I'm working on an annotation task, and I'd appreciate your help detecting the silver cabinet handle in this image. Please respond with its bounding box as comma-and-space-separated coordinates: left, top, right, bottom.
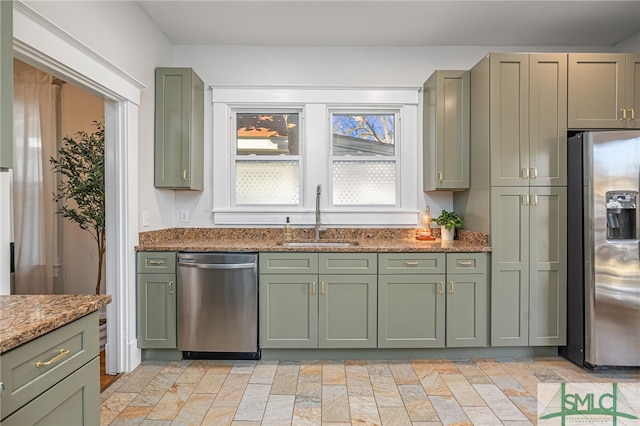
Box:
530, 167, 537, 179
449, 280, 455, 294
439, 281, 444, 294
168, 280, 174, 295
521, 167, 529, 179
530, 194, 538, 206
0, 381, 4, 397
522, 194, 529, 206
620, 108, 627, 121
312, 281, 316, 295
438, 171, 443, 183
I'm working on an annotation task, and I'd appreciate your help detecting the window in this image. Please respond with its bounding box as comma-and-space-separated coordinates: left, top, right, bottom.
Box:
330, 112, 398, 206
232, 111, 302, 206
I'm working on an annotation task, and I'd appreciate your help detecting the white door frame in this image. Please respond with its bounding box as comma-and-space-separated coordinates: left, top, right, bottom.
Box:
12, 2, 144, 373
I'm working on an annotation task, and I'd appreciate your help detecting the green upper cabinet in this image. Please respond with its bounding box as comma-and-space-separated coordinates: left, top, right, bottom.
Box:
154, 67, 204, 190
490, 187, 567, 347
423, 70, 470, 191
568, 53, 640, 129
485, 53, 567, 187
0, 0, 13, 169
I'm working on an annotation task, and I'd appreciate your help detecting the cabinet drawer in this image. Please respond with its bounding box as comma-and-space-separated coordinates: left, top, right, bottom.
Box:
319, 253, 377, 274
0, 312, 99, 419
260, 253, 318, 274
378, 253, 446, 274
137, 251, 176, 274
446, 253, 486, 274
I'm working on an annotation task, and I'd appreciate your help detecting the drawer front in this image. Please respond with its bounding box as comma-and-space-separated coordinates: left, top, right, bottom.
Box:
137, 251, 176, 274
446, 253, 486, 274
378, 253, 446, 274
319, 253, 377, 274
260, 253, 318, 274
0, 312, 99, 419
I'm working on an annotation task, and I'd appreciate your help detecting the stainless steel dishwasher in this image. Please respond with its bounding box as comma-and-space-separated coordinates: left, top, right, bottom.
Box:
177, 252, 259, 358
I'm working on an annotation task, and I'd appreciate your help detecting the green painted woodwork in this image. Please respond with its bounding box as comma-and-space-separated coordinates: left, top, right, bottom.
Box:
490, 187, 567, 347
0, 312, 99, 419
446, 253, 486, 274
378, 253, 445, 274
259, 274, 318, 349
319, 274, 377, 348
1, 357, 100, 426
154, 67, 204, 189
423, 70, 470, 190
259, 252, 319, 274
568, 53, 640, 129
319, 253, 377, 274
0, 0, 12, 169
136, 252, 177, 349
378, 274, 445, 348
446, 273, 487, 348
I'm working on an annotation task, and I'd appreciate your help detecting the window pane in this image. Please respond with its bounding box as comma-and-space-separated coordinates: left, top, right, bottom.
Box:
235, 160, 299, 205
332, 114, 395, 156
236, 113, 300, 155
332, 161, 396, 205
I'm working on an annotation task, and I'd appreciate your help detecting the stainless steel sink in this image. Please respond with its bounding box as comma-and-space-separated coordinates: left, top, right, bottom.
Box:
279, 241, 359, 247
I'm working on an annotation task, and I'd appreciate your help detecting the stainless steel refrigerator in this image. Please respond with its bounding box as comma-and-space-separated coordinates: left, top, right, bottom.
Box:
562, 130, 640, 367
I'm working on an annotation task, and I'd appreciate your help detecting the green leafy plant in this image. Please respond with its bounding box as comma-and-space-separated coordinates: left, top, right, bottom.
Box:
433, 209, 463, 231
50, 120, 105, 295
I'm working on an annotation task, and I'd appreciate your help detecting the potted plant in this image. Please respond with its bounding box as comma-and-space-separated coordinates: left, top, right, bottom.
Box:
50, 120, 105, 295
433, 209, 463, 241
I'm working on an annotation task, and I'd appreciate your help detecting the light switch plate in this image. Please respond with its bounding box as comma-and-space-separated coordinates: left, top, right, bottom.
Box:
142, 210, 150, 227
180, 209, 189, 222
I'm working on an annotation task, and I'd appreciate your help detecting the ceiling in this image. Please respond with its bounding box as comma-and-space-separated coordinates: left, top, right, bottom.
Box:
135, 0, 640, 47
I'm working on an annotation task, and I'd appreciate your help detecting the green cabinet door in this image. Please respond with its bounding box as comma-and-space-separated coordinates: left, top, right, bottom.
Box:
446, 273, 487, 348
319, 274, 377, 348
155, 67, 204, 189
378, 274, 445, 348
259, 274, 318, 349
628, 54, 640, 129
137, 273, 177, 348
490, 187, 530, 346
0, 0, 12, 169
529, 187, 567, 346
489, 53, 530, 187
423, 70, 470, 191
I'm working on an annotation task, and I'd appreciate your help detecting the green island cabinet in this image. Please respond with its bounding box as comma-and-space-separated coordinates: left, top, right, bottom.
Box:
0, 312, 100, 425
378, 253, 488, 348
0, 0, 12, 169
154, 67, 204, 190
259, 253, 377, 349
136, 251, 177, 348
568, 53, 640, 129
490, 187, 567, 347
423, 70, 470, 191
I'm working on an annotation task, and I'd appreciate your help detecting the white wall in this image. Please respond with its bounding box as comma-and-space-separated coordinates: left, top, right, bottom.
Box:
172, 44, 614, 228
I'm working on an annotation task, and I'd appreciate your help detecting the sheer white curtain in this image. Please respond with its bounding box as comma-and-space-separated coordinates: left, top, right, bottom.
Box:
11, 60, 56, 294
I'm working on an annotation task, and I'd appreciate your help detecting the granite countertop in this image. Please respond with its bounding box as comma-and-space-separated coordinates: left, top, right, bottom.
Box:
0, 294, 112, 354
137, 228, 492, 253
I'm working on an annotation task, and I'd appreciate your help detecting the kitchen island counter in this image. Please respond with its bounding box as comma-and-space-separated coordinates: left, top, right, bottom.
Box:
137, 227, 491, 253
0, 294, 112, 354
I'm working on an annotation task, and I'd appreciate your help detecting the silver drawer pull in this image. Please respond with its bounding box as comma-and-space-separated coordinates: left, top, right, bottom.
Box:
148, 260, 165, 266
457, 261, 473, 266
36, 348, 70, 367
405, 261, 418, 266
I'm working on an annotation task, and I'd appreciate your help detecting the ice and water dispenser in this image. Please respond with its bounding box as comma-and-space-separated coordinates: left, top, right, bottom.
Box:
606, 191, 637, 240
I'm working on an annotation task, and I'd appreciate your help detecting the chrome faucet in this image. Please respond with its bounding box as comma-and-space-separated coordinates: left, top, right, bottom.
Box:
315, 184, 322, 240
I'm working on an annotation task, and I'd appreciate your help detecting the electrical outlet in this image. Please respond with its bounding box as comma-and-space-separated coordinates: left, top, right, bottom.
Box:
142, 210, 150, 227
180, 209, 189, 222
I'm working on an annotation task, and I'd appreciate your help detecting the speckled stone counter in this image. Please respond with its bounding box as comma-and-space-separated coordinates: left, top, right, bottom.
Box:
0, 294, 112, 353
137, 228, 491, 253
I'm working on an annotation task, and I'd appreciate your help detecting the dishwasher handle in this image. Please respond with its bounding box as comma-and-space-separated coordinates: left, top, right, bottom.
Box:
179, 262, 256, 270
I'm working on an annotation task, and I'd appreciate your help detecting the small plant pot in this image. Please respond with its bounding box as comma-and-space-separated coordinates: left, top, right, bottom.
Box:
440, 226, 455, 241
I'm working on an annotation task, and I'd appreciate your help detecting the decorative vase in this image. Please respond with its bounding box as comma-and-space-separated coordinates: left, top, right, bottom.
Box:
441, 226, 455, 241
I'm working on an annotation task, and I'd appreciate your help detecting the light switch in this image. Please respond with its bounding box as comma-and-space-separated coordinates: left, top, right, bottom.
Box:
142, 210, 150, 227
180, 209, 189, 222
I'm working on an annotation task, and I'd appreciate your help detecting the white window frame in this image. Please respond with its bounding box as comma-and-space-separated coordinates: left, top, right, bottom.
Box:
328, 108, 401, 208
211, 86, 420, 226
230, 108, 304, 207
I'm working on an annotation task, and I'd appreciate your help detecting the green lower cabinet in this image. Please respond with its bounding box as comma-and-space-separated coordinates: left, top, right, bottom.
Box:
259, 274, 318, 349
137, 273, 177, 349
445, 273, 487, 347
378, 274, 445, 348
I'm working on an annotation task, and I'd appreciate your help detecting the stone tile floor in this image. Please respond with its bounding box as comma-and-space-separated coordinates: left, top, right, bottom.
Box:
100, 357, 640, 425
